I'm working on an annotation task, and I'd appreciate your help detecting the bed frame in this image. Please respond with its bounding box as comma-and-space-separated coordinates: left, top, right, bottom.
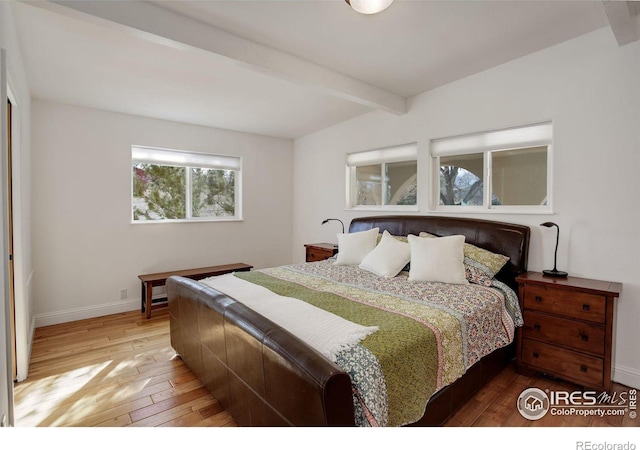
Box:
167, 215, 530, 426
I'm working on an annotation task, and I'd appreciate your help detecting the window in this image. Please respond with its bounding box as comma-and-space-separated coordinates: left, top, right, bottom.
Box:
132, 146, 241, 222
346, 143, 418, 210
431, 122, 552, 212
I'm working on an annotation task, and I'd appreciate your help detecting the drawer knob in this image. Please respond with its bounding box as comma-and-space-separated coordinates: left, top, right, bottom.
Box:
532, 352, 539, 358
580, 333, 589, 342
582, 304, 590, 311
580, 365, 588, 372
534, 324, 541, 331
535, 296, 542, 303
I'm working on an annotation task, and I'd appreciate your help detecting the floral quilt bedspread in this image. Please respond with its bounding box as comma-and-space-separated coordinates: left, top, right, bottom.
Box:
233, 259, 520, 427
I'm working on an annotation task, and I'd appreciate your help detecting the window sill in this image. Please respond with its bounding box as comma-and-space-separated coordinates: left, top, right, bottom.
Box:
346, 205, 419, 213
433, 207, 553, 215
131, 217, 244, 224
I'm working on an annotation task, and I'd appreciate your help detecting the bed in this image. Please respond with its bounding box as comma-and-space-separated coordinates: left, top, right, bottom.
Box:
167, 215, 530, 426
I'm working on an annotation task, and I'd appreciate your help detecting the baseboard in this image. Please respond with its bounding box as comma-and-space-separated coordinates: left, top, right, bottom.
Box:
613, 364, 640, 390
34, 298, 145, 328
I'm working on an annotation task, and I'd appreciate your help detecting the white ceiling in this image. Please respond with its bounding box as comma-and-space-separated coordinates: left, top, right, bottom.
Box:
11, 1, 639, 139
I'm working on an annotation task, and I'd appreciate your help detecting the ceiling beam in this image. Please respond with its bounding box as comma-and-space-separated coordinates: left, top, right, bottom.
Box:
26, 0, 407, 115
602, 1, 640, 46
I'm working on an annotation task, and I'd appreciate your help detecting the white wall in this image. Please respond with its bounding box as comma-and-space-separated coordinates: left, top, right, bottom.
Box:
32, 101, 293, 326
292, 28, 640, 388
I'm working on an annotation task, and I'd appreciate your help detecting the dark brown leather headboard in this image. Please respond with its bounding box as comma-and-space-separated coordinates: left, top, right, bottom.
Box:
348, 215, 530, 292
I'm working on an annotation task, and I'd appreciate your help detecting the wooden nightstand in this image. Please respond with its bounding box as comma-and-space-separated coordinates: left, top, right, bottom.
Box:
304, 243, 338, 262
515, 272, 622, 392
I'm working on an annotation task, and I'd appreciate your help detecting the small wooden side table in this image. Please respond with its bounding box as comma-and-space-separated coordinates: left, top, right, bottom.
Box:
304, 243, 338, 262
138, 262, 253, 318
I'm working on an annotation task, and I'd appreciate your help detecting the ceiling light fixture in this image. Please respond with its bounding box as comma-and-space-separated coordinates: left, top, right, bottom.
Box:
346, 0, 394, 15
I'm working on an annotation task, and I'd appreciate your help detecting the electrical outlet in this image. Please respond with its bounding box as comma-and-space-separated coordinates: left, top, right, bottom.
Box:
119, 288, 127, 300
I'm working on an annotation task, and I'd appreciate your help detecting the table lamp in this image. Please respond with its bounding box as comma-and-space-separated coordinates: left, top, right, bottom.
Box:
321, 218, 345, 234
540, 222, 568, 277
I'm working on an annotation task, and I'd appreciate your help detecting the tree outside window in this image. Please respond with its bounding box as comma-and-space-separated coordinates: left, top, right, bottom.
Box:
132, 146, 240, 222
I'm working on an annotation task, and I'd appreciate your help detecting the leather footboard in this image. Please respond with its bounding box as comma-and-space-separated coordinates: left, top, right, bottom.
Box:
167, 275, 356, 426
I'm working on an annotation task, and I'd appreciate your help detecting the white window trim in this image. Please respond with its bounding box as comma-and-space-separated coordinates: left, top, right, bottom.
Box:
346, 143, 418, 211
131, 145, 242, 223
431, 122, 553, 214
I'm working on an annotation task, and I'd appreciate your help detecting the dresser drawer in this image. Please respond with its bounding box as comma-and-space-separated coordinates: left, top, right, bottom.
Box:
522, 311, 605, 356
523, 284, 606, 323
307, 248, 332, 261
521, 339, 604, 388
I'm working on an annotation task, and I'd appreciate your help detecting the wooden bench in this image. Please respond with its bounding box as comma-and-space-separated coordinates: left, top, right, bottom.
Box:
138, 263, 253, 318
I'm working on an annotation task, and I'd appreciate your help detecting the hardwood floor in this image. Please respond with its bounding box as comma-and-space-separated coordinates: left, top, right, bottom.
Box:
13, 309, 639, 428
14, 308, 235, 427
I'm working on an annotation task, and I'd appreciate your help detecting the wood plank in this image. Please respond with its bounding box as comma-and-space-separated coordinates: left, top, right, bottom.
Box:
116, 361, 192, 388
157, 410, 205, 427
128, 394, 217, 427
196, 409, 237, 427
95, 414, 133, 427
444, 397, 492, 427
197, 401, 225, 419
94, 380, 174, 409
41, 396, 154, 427
150, 379, 204, 403
129, 386, 211, 422
471, 376, 531, 426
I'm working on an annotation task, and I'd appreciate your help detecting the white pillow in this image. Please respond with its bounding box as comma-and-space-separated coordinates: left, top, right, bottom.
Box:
408, 234, 468, 285
359, 230, 411, 278
334, 227, 379, 266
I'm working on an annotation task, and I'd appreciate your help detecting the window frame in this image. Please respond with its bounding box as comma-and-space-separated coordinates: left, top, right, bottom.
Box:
131, 145, 242, 223
430, 122, 553, 214
345, 143, 419, 211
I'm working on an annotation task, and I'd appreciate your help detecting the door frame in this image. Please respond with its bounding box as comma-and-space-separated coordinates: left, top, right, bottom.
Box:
5, 60, 28, 385
6, 97, 15, 382
1, 47, 14, 427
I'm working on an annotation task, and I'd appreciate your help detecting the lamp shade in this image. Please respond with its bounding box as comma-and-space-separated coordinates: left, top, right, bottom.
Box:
346, 0, 394, 15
